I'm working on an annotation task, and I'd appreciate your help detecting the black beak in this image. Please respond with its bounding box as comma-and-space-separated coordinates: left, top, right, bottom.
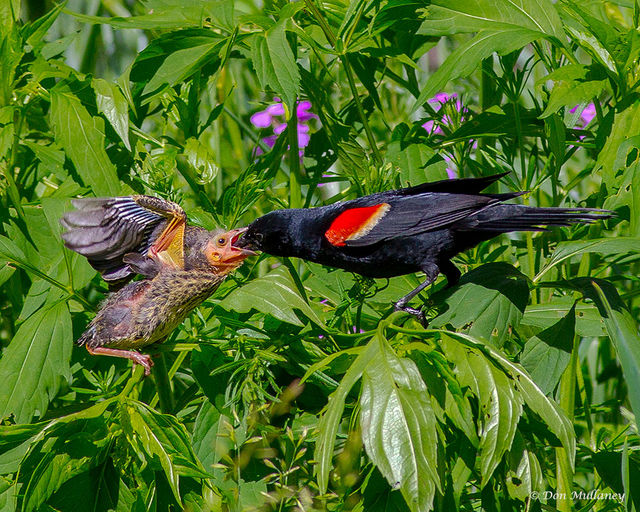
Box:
231, 229, 255, 250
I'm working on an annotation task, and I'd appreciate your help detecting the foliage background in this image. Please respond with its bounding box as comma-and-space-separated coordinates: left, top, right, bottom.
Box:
1, 0, 640, 510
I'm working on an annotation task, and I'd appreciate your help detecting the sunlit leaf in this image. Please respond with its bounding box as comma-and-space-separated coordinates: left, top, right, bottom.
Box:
0, 301, 72, 423
432, 263, 529, 347
535, 238, 640, 282
360, 333, 441, 511
50, 85, 120, 196
219, 266, 325, 326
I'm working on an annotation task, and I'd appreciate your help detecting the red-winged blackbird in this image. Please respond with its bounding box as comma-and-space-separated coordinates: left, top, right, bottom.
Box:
62, 195, 253, 374
233, 173, 612, 323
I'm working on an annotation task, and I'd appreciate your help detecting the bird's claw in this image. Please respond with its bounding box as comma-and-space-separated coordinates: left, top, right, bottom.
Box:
131, 352, 153, 376
393, 303, 429, 328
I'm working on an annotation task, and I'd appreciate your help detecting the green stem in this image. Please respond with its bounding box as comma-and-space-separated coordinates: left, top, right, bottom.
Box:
341, 54, 382, 166
152, 353, 174, 414
303, 0, 381, 166
288, 99, 302, 209
4, 107, 27, 225
555, 333, 577, 512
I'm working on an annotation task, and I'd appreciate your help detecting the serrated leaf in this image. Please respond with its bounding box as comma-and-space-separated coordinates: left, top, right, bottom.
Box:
595, 99, 640, 182
93, 78, 131, 150
431, 263, 529, 347
142, 40, 222, 97
219, 266, 324, 326
0, 301, 72, 423
414, 28, 540, 110
535, 238, 640, 282
418, 0, 565, 40
18, 402, 114, 512
441, 337, 523, 485
442, 332, 576, 466
591, 282, 640, 429
49, 86, 120, 196
520, 305, 575, 395
120, 399, 209, 502
360, 333, 441, 512
69, 0, 235, 30
315, 336, 377, 493
252, 20, 300, 109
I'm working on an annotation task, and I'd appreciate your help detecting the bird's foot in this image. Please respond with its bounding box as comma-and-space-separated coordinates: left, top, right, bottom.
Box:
131, 352, 154, 376
393, 302, 428, 328
86, 346, 155, 376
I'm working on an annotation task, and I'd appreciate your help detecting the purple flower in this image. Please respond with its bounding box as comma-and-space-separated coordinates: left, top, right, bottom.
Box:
570, 103, 597, 127
423, 92, 469, 178
250, 98, 319, 155
580, 103, 596, 125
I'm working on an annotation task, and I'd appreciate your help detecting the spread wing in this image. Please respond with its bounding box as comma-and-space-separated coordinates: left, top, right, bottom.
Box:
61, 195, 187, 282
325, 193, 498, 247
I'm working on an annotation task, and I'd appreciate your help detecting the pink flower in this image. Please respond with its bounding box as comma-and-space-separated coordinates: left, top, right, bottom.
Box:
251, 98, 318, 155
580, 103, 596, 125
570, 103, 597, 127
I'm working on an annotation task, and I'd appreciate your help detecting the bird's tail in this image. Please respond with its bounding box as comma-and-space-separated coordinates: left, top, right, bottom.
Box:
464, 204, 614, 232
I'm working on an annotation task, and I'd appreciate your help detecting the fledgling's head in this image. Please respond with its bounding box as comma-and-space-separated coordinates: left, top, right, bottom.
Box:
232, 210, 298, 256
205, 227, 255, 273
186, 227, 254, 273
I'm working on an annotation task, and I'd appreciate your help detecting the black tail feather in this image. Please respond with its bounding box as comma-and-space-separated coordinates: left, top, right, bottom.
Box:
464, 205, 614, 232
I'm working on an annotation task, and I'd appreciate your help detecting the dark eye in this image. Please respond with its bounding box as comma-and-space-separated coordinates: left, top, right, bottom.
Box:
217, 237, 226, 246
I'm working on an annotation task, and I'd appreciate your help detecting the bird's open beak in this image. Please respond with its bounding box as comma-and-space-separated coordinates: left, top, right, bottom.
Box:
228, 227, 255, 256
230, 226, 254, 251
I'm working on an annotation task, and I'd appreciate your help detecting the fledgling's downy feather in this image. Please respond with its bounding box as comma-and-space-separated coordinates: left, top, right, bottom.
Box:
62, 195, 253, 375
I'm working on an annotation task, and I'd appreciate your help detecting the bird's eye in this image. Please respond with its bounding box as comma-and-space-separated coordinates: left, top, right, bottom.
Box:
217, 237, 226, 246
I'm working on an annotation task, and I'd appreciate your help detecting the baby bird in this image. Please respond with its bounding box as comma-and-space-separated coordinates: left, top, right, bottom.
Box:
62, 195, 253, 375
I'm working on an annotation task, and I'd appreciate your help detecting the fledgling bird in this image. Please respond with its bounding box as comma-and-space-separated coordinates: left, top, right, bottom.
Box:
234, 173, 612, 323
61, 195, 253, 375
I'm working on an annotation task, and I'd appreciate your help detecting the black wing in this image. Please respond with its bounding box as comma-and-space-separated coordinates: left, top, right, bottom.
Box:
342, 193, 499, 247
61, 195, 186, 282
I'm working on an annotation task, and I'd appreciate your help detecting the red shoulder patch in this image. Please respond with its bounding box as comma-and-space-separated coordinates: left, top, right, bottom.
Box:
325, 203, 391, 247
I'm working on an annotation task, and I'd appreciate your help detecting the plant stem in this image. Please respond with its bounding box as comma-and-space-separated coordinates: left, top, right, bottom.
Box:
152, 353, 174, 414
288, 99, 302, 209
303, 0, 381, 166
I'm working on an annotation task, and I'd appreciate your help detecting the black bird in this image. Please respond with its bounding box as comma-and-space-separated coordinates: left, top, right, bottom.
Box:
233, 173, 611, 323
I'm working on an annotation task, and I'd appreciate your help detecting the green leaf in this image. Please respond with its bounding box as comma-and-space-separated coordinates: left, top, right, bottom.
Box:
360, 333, 441, 512
219, 266, 324, 327
442, 332, 576, 466
184, 138, 219, 184
93, 78, 131, 150
120, 399, 209, 502
18, 403, 114, 512
536, 64, 608, 118
0, 301, 72, 423
591, 282, 640, 429
441, 336, 523, 485
315, 335, 377, 493
414, 28, 540, 109
191, 401, 231, 470
49, 85, 120, 196
0, 477, 17, 512
252, 19, 300, 109
69, 0, 236, 31
431, 263, 529, 347
535, 238, 640, 282
595, 100, 640, 182
418, 0, 565, 40
142, 39, 223, 97
520, 304, 575, 395
520, 297, 605, 339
